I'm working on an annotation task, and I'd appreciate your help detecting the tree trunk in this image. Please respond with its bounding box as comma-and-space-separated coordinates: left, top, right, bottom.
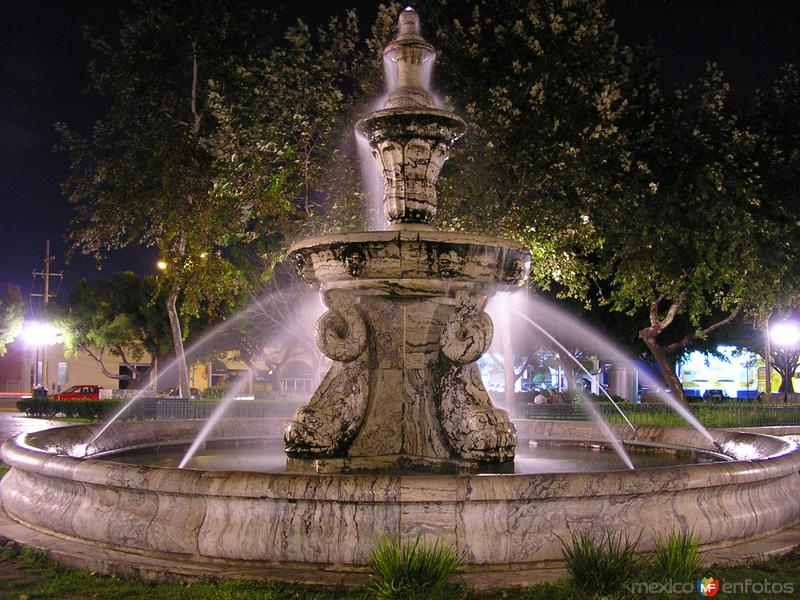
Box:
764, 324, 772, 395
640, 330, 686, 404
166, 277, 190, 398
775, 351, 799, 394
563, 360, 575, 394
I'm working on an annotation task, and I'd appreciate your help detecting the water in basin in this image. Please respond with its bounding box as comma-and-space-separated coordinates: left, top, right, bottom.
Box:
98, 437, 723, 474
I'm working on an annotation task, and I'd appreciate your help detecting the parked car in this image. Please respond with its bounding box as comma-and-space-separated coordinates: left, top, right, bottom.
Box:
50, 385, 104, 400
702, 388, 727, 401
157, 387, 201, 399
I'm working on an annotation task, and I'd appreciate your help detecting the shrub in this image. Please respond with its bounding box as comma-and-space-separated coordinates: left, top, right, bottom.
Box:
367, 535, 461, 600
652, 529, 700, 582
17, 398, 120, 420
200, 383, 230, 401
558, 528, 641, 598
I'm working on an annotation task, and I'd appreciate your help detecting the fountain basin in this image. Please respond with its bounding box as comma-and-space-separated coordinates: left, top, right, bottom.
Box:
2, 419, 799, 586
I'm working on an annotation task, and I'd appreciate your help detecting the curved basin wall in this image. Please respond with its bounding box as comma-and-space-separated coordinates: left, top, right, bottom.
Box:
2, 419, 799, 570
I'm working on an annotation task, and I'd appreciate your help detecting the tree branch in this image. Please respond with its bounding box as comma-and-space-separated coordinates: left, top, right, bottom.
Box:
664, 305, 743, 354
191, 40, 202, 134
658, 294, 685, 330
649, 296, 664, 328
488, 352, 504, 369
80, 343, 126, 380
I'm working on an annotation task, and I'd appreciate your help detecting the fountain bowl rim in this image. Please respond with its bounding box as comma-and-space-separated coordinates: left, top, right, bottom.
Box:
288, 228, 530, 254
4, 420, 800, 500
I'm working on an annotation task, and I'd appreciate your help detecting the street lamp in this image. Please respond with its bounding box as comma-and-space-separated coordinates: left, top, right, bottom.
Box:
771, 322, 800, 403
156, 260, 168, 271
21, 321, 63, 389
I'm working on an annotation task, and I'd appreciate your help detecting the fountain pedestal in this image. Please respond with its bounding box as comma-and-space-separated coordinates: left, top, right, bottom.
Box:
283, 8, 529, 473
285, 229, 528, 473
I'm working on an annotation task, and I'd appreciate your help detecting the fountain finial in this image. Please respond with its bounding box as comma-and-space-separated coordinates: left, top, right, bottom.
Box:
398, 7, 422, 40
383, 7, 436, 109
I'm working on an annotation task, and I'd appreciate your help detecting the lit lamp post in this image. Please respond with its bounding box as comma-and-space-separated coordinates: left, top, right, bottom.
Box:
770, 322, 800, 403
21, 321, 63, 391
153, 259, 169, 391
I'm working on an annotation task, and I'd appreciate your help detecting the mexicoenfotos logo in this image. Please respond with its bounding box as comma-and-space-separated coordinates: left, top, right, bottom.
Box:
697, 577, 720, 597
630, 577, 794, 596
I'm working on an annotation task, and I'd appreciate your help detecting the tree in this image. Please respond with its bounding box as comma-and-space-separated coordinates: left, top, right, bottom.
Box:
718, 310, 800, 396
58, 1, 282, 397
0, 285, 24, 357
739, 65, 800, 389
407, 2, 796, 401
411, 0, 629, 299
230, 264, 326, 391
61, 273, 172, 385
586, 60, 767, 401
208, 10, 373, 242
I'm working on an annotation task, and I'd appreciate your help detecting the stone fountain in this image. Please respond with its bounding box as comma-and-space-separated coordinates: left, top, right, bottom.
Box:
1, 9, 799, 588
284, 7, 527, 474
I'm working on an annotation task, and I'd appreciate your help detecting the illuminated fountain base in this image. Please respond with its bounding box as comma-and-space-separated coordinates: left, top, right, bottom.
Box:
2, 418, 799, 587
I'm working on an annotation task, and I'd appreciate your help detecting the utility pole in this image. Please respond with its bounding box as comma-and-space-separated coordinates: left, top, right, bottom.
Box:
31, 239, 63, 390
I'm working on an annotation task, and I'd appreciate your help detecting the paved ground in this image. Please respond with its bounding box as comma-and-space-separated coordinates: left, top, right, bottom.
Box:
0, 411, 62, 445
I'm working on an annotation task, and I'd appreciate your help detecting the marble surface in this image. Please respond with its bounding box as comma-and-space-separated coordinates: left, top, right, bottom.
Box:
284, 285, 516, 470
354, 7, 465, 225
285, 290, 516, 471
2, 419, 800, 573
290, 6, 527, 472
291, 229, 529, 295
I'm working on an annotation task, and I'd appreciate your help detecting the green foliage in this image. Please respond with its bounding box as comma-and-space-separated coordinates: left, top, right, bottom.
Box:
0, 542, 365, 599
62, 272, 171, 378
651, 529, 701, 583
602, 402, 800, 428
57, 1, 283, 391
208, 9, 373, 243
413, 0, 625, 298
54, 0, 800, 398
199, 383, 230, 401
558, 528, 641, 598
0, 284, 24, 356
3, 533, 800, 599
17, 398, 121, 420
367, 535, 462, 600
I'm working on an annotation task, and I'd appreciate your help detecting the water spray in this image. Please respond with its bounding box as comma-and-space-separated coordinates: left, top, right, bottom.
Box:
511, 307, 638, 435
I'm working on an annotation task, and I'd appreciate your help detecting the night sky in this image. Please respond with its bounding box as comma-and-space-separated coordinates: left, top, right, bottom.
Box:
2, 1, 798, 311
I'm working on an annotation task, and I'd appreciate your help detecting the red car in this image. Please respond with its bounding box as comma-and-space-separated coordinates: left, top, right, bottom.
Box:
51, 385, 104, 400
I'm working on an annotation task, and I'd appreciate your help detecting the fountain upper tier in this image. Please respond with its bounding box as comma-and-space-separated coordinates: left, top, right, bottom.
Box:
356, 7, 466, 226
294, 7, 529, 297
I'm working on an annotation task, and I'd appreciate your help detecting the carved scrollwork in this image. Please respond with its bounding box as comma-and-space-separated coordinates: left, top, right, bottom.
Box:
437, 249, 464, 278
437, 363, 517, 462
315, 289, 368, 362
284, 354, 370, 457
440, 289, 493, 365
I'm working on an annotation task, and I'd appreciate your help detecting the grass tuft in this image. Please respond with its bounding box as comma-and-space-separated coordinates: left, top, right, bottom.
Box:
367, 534, 462, 600
557, 527, 641, 598
651, 528, 701, 582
